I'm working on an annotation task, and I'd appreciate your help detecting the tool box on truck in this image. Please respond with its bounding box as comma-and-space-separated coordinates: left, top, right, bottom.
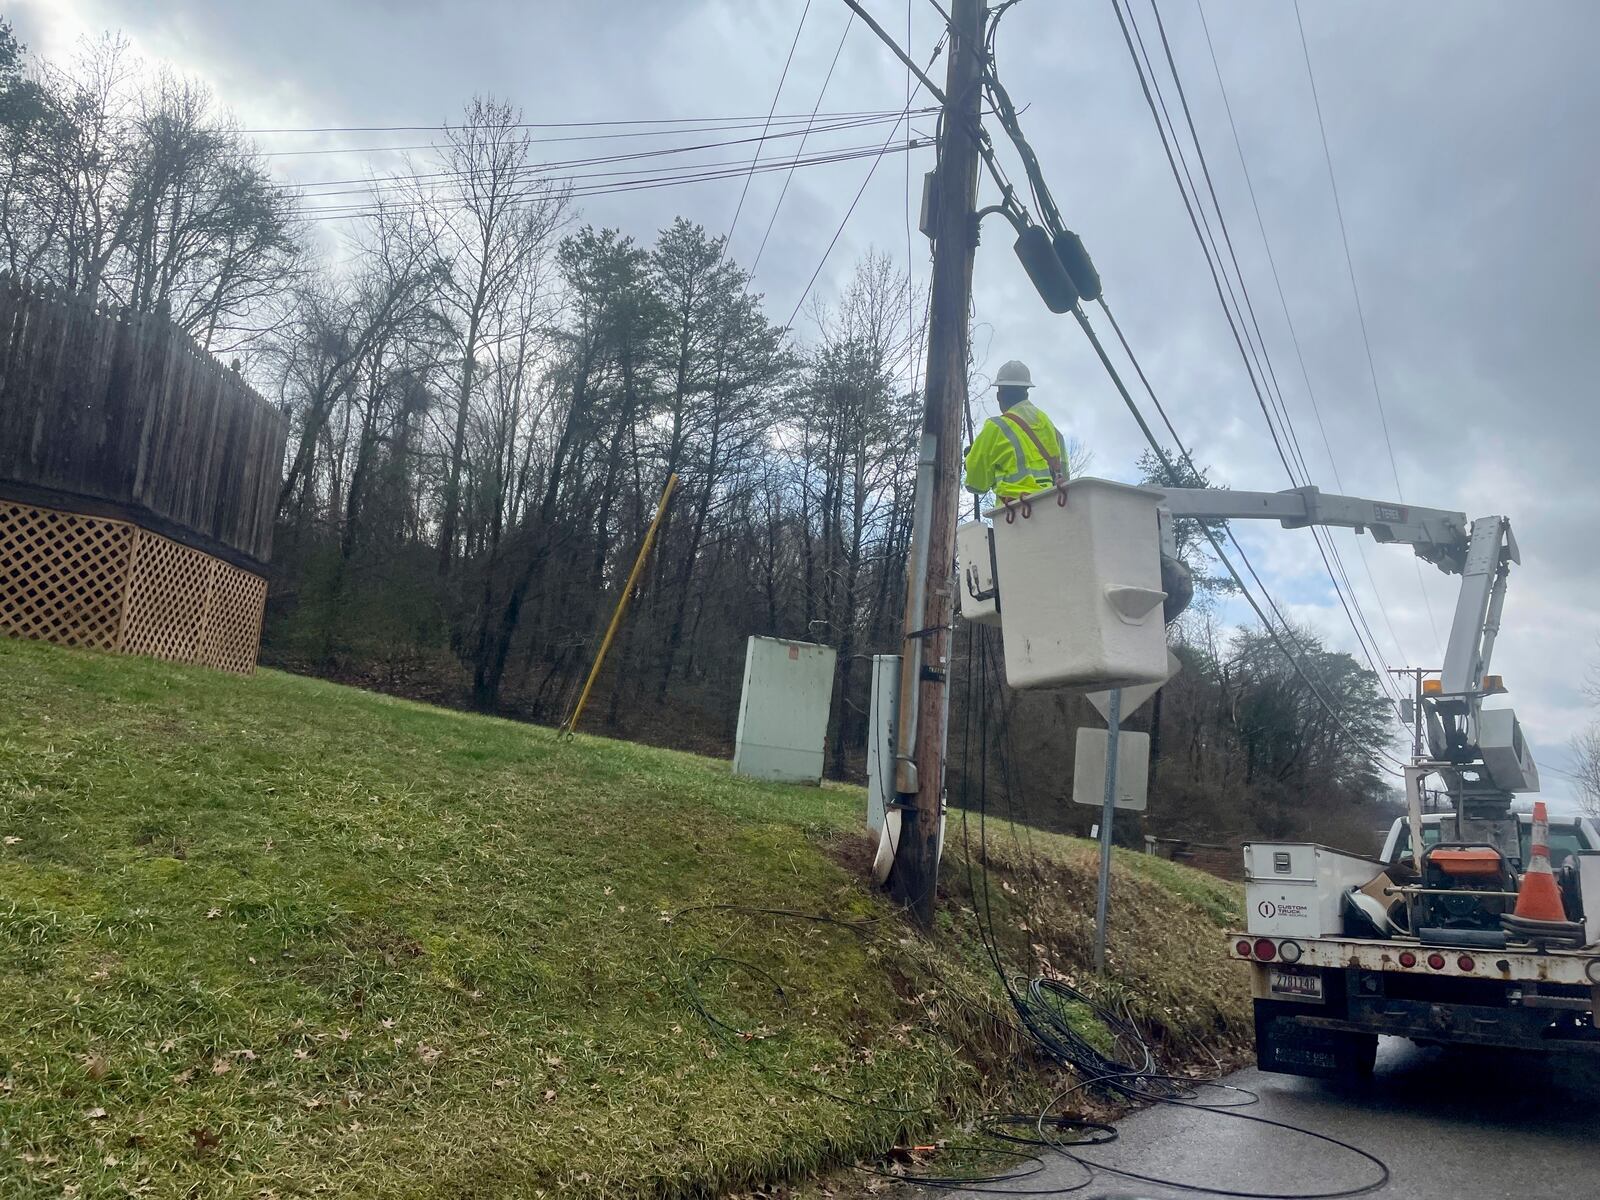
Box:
1244, 843, 1384, 939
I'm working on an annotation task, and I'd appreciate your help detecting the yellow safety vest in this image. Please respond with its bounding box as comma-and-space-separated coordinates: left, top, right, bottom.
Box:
962, 400, 1067, 499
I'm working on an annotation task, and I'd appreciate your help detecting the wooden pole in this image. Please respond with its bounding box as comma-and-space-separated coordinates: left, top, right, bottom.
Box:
888, 0, 987, 925
561, 473, 678, 736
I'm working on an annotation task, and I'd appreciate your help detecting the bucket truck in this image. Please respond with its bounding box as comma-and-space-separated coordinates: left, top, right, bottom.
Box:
955, 478, 1600, 1080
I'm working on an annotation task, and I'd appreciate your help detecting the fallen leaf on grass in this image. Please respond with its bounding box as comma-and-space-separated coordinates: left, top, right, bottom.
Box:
211, 1059, 231, 1076
85, 1106, 108, 1120
3, 835, 20, 845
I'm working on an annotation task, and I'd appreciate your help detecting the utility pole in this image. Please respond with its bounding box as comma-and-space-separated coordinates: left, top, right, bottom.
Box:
888, 0, 987, 926
1388, 665, 1433, 807
1387, 665, 1428, 759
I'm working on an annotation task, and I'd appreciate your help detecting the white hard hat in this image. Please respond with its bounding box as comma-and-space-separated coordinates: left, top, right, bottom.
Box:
994, 360, 1034, 389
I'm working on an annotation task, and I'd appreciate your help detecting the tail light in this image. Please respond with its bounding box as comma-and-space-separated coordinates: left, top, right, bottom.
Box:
1398, 951, 1418, 968
1253, 938, 1278, 961
1235, 939, 1252, 958
1427, 952, 1447, 970
1588, 960, 1600, 984
1277, 940, 1303, 964
1457, 955, 1476, 973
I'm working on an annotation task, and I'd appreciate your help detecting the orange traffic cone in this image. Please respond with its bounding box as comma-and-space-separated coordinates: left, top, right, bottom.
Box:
1511, 801, 1567, 922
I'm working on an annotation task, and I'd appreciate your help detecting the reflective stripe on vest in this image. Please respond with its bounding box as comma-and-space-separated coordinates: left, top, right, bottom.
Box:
989, 415, 1054, 484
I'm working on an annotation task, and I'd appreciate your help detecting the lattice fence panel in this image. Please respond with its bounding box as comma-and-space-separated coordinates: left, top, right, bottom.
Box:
1, 500, 266, 673
195, 559, 267, 675
0, 502, 134, 650
119, 532, 216, 666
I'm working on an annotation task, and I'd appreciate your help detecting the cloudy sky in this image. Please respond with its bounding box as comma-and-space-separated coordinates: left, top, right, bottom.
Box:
15, 0, 1599, 810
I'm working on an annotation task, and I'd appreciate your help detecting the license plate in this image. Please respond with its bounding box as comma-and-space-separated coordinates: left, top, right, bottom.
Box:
1269, 968, 1324, 1002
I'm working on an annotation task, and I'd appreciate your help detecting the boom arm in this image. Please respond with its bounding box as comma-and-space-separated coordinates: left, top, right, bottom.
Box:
1154, 485, 1473, 574
1150, 484, 1533, 805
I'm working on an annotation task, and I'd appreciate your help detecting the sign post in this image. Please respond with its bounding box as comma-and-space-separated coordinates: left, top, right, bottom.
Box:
1093, 687, 1122, 973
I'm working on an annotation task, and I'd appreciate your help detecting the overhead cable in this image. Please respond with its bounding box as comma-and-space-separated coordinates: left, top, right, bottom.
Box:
1110, 0, 1407, 719
1292, 0, 1443, 656
1194, 0, 1409, 668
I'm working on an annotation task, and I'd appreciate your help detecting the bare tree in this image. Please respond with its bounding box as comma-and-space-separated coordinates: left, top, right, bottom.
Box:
0, 36, 299, 346
1572, 728, 1600, 819
416, 96, 570, 576
270, 209, 443, 520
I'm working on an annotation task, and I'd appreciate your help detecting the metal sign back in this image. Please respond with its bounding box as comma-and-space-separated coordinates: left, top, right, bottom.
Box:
1072, 728, 1151, 811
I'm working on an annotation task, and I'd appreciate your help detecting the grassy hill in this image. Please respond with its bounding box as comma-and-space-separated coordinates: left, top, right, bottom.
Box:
0, 637, 1249, 1198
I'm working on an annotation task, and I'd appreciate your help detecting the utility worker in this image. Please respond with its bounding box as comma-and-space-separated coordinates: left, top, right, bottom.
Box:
963, 360, 1067, 502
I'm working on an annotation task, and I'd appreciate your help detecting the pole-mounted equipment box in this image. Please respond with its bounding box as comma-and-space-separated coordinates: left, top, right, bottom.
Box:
955, 520, 1002, 627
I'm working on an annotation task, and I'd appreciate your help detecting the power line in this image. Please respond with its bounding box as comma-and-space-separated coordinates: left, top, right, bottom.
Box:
1109, 0, 1406, 718
1194, 0, 1409, 670
232, 108, 925, 135
236, 109, 926, 158
1292, 0, 1443, 657
1136, 0, 1407, 718
294, 131, 926, 209
783, 30, 947, 329
724, 0, 815, 251
750, 10, 857, 277
879, 0, 1407, 772
298, 139, 928, 223
284, 111, 923, 198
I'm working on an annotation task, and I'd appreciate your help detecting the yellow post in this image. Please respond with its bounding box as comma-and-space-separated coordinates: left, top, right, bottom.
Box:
560, 473, 679, 737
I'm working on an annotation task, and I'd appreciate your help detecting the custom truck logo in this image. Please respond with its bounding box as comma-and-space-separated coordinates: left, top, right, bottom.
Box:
1259, 899, 1308, 920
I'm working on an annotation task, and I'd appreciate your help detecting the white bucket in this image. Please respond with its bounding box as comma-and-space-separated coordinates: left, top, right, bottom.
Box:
988, 477, 1168, 690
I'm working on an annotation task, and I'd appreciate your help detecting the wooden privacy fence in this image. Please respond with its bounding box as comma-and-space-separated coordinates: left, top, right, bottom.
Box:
0, 272, 285, 566
0, 275, 285, 673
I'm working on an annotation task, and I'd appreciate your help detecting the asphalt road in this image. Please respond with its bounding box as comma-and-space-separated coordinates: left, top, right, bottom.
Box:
930, 1039, 1599, 1199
